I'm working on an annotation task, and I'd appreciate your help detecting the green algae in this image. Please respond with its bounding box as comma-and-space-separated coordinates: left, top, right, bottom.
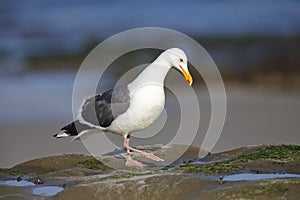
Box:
177, 163, 241, 175
76, 158, 109, 170
231, 144, 300, 163
176, 145, 300, 175
0, 168, 23, 176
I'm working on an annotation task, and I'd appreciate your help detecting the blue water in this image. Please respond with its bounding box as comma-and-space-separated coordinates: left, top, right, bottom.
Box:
0, 179, 35, 187
0, 72, 74, 123
0, 1, 300, 169
32, 186, 64, 197
222, 173, 300, 181
1, 0, 300, 72
0, 72, 114, 123
0, 179, 64, 196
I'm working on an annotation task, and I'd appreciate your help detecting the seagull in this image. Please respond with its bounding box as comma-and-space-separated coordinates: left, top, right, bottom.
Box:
54, 48, 193, 167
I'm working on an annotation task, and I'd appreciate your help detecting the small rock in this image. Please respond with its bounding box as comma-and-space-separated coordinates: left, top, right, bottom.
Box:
34, 178, 43, 184
16, 176, 22, 182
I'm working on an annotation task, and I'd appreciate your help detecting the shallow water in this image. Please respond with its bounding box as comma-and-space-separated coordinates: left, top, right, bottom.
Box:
222, 173, 300, 181
0, 179, 35, 187
32, 186, 64, 197
0, 179, 64, 197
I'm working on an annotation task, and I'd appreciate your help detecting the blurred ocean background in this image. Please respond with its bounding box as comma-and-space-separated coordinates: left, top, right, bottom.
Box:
1, 0, 300, 168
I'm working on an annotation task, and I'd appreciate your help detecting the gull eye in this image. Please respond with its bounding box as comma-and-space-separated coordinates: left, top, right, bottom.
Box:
179, 58, 184, 62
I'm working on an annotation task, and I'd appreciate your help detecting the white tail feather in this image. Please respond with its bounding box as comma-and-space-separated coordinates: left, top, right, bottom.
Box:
54, 130, 70, 138
71, 129, 101, 141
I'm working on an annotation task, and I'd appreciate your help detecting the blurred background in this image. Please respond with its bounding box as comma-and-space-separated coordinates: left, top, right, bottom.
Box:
1, 0, 300, 168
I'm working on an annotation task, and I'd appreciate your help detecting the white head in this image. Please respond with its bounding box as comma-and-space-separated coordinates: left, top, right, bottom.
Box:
161, 48, 193, 85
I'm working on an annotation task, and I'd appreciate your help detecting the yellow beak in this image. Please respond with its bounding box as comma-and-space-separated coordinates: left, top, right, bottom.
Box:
179, 65, 193, 86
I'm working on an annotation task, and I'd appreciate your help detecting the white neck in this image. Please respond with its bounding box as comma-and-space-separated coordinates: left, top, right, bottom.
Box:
128, 54, 172, 89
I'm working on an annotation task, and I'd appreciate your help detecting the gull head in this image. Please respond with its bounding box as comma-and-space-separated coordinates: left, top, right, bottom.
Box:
164, 48, 193, 86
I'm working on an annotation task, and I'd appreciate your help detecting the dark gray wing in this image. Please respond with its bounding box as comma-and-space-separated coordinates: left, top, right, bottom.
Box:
80, 86, 130, 127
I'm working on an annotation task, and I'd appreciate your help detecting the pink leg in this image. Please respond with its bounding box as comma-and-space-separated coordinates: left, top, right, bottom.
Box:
123, 135, 164, 166
123, 136, 146, 168
125, 154, 147, 168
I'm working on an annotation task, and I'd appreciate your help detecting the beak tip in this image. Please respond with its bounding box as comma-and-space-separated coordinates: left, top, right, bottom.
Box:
179, 66, 193, 86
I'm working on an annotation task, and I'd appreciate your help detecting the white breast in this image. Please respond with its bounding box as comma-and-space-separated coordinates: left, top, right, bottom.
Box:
108, 84, 165, 135
129, 84, 165, 127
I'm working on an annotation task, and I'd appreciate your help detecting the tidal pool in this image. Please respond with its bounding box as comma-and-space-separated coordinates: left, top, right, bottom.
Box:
222, 173, 300, 181
32, 186, 64, 197
0, 179, 35, 187
0, 179, 64, 197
